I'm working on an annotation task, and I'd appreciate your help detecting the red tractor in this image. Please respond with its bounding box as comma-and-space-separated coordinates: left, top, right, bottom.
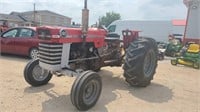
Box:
0, 20, 9, 34
24, 1, 158, 111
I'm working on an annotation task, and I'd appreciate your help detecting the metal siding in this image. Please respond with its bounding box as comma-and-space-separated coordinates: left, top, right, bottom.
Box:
186, 7, 199, 38
198, 7, 200, 37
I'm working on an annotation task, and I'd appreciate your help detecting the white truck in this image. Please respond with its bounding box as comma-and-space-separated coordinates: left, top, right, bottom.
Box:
107, 20, 180, 42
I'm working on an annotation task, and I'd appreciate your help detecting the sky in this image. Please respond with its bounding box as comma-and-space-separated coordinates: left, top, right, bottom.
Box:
0, 0, 188, 25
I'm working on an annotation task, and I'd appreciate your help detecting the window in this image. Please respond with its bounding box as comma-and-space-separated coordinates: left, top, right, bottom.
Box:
2, 29, 18, 38
18, 29, 34, 37
107, 25, 116, 32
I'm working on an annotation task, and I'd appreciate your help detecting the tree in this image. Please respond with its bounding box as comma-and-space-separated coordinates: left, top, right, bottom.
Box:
99, 12, 121, 27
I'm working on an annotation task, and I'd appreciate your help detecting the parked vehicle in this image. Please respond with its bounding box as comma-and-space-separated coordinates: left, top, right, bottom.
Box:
107, 20, 173, 41
0, 20, 9, 34
165, 34, 183, 57
171, 43, 200, 69
0, 27, 39, 59
157, 41, 167, 60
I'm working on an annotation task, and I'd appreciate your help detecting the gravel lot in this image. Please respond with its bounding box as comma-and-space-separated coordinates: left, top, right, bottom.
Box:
0, 55, 200, 112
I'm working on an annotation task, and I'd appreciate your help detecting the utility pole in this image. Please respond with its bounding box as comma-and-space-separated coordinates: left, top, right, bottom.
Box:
33, 3, 36, 26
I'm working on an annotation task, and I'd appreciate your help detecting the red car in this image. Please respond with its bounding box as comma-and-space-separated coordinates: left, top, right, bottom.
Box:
0, 27, 39, 59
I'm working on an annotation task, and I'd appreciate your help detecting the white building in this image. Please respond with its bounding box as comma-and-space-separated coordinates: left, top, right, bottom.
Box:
0, 10, 72, 27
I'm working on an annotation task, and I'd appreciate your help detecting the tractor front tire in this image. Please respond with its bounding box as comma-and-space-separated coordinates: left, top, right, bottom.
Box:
24, 59, 53, 87
71, 71, 102, 111
123, 37, 158, 87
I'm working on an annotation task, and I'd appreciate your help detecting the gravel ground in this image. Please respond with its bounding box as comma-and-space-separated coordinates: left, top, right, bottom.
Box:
0, 55, 200, 112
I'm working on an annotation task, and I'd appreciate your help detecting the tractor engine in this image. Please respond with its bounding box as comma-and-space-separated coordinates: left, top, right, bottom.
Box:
68, 38, 121, 71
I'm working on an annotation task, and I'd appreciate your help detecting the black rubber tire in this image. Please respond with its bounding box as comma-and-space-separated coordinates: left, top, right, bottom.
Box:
171, 59, 177, 65
71, 71, 102, 111
123, 37, 158, 87
29, 48, 39, 59
24, 59, 53, 87
193, 62, 200, 69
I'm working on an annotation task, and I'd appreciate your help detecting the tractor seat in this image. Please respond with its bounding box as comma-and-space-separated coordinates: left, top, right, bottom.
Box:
187, 44, 200, 53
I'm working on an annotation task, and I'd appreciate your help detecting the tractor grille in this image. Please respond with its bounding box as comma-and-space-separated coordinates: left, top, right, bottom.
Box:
39, 43, 63, 65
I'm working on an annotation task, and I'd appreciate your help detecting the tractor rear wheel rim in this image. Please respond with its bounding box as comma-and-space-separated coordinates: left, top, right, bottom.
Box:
32, 65, 49, 81
144, 50, 155, 77
83, 80, 100, 105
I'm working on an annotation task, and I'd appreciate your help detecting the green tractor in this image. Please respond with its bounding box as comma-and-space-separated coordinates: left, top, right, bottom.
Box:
165, 35, 183, 57
171, 43, 200, 69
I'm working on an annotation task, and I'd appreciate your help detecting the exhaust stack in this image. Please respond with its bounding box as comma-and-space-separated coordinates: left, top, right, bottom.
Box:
82, 0, 89, 37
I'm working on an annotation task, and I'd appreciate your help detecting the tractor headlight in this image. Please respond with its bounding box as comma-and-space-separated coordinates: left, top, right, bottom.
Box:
122, 31, 132, 36
123, 32, 126, 36
59, 29, 67, 38
128, 32, 131, 36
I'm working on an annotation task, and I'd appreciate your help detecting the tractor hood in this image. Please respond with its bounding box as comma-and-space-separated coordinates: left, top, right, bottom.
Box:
37, 26, 106, 40
36, 26, 106, 48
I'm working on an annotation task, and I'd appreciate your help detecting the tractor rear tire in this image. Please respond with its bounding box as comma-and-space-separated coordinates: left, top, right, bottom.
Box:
123, 37, 158, 87
71, 71, 102, 111
24, 59, 53, 87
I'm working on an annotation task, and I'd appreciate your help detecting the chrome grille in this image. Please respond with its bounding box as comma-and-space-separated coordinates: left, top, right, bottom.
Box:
39, 43, 63, 65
